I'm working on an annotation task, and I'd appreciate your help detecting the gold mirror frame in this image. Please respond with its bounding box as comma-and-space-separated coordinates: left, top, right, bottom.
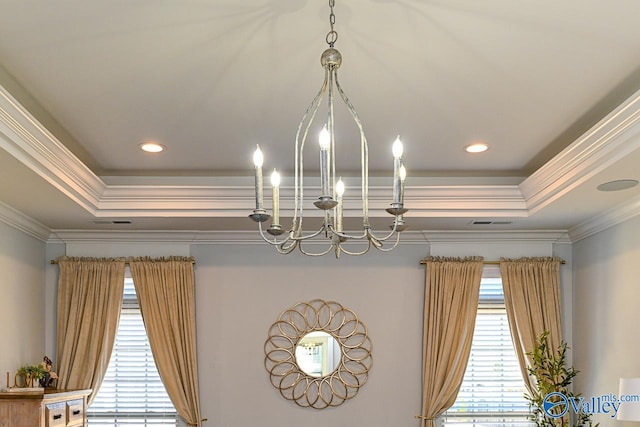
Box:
264, 299, 372, 409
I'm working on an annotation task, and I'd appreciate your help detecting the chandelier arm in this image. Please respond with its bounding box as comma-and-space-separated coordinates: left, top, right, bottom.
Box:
257, 222, 293, 246
326, 224, 368, 240
327, 67, 336, 231
335, 240, 372, 256
298, 241, 337, 257
294, 68, 330, 229
290, 224, 327, 242
364, 219, 401, 242
369, 231, 401, 252
334, 73, 370, 228
274, 239, 300, 255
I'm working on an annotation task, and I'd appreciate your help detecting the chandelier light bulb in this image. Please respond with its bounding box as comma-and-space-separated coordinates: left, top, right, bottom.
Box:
336, 178, 345, 197
319, 125, 331, 150
392, 136, 403, 158
271, 169, 281, 187
253, 145, 264, 167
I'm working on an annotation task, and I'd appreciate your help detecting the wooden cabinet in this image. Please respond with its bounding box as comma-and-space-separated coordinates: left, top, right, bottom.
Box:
0, 389, 91, 427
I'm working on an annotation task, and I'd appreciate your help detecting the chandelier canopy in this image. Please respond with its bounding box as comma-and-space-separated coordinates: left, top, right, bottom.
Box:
249, 0, 408, 257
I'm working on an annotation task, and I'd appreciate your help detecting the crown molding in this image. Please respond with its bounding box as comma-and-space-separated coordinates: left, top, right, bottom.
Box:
48, 228, 572, 244
1, 80, 639, 239
0, 201, 52, 242
420, 230, 570, 243
50, 230, 203, 243
405, 185, 526, 216
0, 85, 105, 213
49, 229, 430, 245
520, 88, 640, 214
568, 193, 640, 242
95, 183, 527, 218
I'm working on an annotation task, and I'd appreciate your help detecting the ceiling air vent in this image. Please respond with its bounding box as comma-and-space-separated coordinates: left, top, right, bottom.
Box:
93, 220, 133, 225
471, 220, 512, 225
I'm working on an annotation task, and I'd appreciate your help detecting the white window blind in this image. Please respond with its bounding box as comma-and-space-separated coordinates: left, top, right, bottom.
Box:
88, 278, 177, 426
443, 277, 532, 427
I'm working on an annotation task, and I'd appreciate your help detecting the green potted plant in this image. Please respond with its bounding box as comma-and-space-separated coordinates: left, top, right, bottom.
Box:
526, 331, 598, 427
17, 364, 46, 388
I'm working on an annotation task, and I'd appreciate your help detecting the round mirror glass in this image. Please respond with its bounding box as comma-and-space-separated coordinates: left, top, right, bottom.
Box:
295, 331, 341, 377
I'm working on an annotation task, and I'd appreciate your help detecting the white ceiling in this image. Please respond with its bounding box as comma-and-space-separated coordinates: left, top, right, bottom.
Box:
1, 0, 640, 242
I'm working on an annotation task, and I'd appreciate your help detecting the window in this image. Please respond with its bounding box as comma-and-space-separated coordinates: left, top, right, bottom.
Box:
443, 273, 532, 427
88, 278, 177, 426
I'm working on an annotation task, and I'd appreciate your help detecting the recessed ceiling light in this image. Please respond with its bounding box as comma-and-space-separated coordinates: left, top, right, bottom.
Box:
139, 141, 165, 153
596, 179, 639, 192
465, 143, 488, 153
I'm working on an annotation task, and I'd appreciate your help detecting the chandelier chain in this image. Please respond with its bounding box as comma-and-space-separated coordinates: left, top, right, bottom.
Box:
326, 0, 338, 47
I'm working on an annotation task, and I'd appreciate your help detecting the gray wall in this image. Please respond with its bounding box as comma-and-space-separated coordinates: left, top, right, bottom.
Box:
44, 236, 564, 427
0, 221, 46, 381
573, 215, 640, 427
0, 223, 582, 426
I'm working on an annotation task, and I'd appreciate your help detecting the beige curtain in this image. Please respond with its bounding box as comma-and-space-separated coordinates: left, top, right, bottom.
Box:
419, 256, 483, 427
55, 256, 126, 404
129, 257, 203, 427
500, 257, 563, 393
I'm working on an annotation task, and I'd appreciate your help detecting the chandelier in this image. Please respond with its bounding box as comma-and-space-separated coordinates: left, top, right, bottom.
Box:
249, 0, 408, 257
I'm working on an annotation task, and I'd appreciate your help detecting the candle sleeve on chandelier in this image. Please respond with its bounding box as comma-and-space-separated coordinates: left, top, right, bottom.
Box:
400, 164, 407, 202
335, 178, 345, 232
253, 145, 264, 210
392, 137, 404, 204
271, 169, 281, 226
319, 125, 331, 198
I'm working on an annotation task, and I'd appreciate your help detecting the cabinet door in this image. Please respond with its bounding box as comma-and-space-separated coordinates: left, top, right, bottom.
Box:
45, 402, 66, 427
0, 399, 42, 427
66, 399, 85, 427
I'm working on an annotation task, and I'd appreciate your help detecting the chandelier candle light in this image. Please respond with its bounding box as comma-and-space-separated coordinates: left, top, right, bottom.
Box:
249, 0, 408, 257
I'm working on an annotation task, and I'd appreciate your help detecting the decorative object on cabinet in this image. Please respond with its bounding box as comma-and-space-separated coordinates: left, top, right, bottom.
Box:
264, 299, 372, 409
40, 356, 59, 388
0, 388, 90, 426
17, 364, 46, 388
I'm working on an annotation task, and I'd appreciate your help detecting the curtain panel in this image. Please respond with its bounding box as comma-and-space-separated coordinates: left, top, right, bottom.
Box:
419, 256, 483, 427
500, 257, 563, 394
55, 256, 126, 405
129, 256, 203, 427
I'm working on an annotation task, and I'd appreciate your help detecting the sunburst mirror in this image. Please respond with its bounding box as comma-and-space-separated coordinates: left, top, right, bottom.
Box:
264, 299, 372, 409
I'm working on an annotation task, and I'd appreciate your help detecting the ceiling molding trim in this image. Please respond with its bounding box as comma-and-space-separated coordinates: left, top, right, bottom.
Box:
568, 193, 640, 242
48, 229, 574, 245
420, 230, 570, 243
521, 89, 640, 214
98, 184, 254, 215
404, 185, 527, 217
0, 84, 105, 213
191, 230, 429, 245
95, 183, 528, 218
48, 229, 429, 244
50, 230, 202, 243
0, 201, 52, 242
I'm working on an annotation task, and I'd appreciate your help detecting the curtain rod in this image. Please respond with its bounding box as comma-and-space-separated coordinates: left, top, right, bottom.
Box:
419, 259, 566, 265
50, 259, 195, 265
